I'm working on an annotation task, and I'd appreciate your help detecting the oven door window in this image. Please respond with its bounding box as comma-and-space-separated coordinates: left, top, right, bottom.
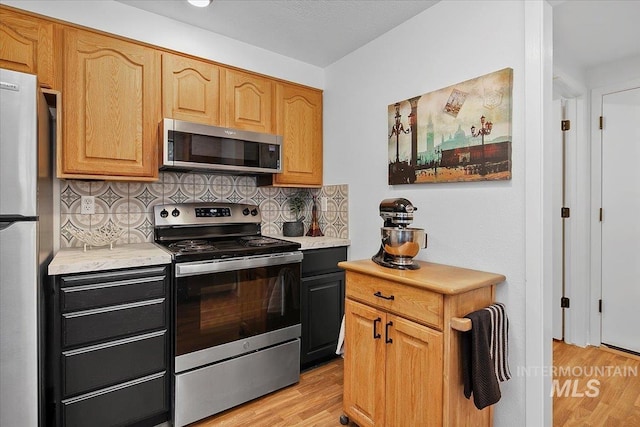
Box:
175, 264, 300, 356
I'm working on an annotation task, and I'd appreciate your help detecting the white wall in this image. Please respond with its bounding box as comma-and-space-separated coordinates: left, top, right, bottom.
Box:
324, 0, 528, 424
2, 0, 324, 89
5, 0, 551, 424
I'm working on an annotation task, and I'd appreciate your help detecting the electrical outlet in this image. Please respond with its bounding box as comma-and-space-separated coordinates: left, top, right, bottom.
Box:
320, 196, 328, 212
81, 196, 95, 215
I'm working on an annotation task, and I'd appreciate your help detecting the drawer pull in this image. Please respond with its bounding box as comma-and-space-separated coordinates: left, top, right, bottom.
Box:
385, 321, 393, 344
373, 291, 395, 301
373, 317, 382, 339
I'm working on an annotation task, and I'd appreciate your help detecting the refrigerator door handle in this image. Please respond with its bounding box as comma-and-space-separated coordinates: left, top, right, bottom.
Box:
0, 216, 38, 226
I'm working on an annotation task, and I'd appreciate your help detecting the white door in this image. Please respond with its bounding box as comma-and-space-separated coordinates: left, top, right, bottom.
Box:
600, 86, 640, 353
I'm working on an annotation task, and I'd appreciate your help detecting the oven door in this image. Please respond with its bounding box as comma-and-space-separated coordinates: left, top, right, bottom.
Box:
174, 252, 302, 373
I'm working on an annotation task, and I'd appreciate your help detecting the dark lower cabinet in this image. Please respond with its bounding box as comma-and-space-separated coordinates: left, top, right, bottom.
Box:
301, 246, 347, 368
48, 265, 170, 427
62, 373, 167, 427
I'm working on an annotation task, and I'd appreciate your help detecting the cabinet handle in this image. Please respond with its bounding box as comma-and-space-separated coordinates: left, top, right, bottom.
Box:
373, 317, 382, 339
373, 291, 395, 301
385, 321, 393, 344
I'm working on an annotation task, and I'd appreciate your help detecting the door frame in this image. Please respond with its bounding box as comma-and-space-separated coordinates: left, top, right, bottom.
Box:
589, 78, 640, 346
524, 1, 553, 426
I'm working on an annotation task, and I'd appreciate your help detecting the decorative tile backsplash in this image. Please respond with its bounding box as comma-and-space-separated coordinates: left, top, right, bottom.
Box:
58, 172, 348, 248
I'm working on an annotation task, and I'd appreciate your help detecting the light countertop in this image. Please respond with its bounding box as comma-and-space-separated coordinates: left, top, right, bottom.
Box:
266, 235, 350, 250
48, 243, 172, 276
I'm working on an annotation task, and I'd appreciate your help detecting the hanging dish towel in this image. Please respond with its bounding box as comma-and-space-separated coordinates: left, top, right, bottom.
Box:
461, 302, 511, 409
335, 315, 345, 356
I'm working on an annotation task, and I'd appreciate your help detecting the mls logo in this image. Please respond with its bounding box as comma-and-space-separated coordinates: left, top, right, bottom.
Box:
551, 379, 600, 398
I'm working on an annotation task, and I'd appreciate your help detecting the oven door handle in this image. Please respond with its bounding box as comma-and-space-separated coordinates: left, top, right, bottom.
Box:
175, 251, 304, 277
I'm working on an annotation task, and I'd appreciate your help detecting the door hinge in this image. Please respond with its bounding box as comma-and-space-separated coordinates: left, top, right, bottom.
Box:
561, 207, 570, 218
599, 116, 603, 130
561, 297, 570, 308
599, 208, 603, 222
561, 120, 571, 131
599, 299, 602, 313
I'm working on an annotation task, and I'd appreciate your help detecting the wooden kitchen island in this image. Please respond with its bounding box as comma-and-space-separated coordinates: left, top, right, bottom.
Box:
338, 259, 506, 427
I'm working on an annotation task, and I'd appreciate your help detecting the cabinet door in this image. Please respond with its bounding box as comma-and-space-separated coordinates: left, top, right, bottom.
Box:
222, 68, 273, 133
61, 28, 160, 180
343, 299, 385, 427
162, 53, 220, 125
385, 314, 443, 427
273, 83, 323, 187
0, 6, 56, 89
300, 271, 344, 366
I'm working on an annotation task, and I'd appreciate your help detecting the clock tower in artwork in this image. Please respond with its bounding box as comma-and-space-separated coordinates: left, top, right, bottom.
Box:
426, 114, 434, 155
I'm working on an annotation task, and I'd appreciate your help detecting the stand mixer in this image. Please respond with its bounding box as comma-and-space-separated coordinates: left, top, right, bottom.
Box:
371, 198, 427, 270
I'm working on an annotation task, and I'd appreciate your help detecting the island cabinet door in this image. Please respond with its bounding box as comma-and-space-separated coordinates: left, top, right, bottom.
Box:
384, 314, 443, 427
343, 299, 385, 427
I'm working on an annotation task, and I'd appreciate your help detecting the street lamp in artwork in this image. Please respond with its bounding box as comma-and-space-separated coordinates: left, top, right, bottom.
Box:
389, 102, 411, 163
470, 115, 493, 176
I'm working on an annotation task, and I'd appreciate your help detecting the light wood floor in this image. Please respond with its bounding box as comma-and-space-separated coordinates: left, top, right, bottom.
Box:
553, 340, 640, 426
192, 343, 640, 426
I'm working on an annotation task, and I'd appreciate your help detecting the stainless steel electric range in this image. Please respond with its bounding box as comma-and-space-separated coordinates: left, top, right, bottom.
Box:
153, 202, 302, 427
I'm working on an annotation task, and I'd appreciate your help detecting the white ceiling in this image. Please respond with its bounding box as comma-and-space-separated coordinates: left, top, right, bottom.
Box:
552, 0, 640, 71
116, 0, 439, 67
117, 0, 640, 71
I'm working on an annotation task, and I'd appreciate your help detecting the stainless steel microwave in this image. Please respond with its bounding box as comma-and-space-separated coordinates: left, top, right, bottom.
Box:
160, 118, 282, 174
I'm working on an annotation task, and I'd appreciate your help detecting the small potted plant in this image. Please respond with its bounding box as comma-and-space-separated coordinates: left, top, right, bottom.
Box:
283, 192, 305, 237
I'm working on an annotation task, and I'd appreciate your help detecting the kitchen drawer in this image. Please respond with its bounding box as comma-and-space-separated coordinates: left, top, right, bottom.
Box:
62, 372, 167, 427
345, 271, 443, 330
63, 330, 167, 397
63, 299, 166, 348
59, 266, 167, 312
302, 246, 347, 277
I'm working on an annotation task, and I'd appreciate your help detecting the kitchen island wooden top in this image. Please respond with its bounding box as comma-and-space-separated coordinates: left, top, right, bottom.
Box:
338, 259, 505, 295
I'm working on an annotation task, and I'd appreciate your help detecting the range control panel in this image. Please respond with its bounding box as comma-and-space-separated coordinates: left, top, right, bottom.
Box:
153, 202, 262, 228
195, 207, 231, 218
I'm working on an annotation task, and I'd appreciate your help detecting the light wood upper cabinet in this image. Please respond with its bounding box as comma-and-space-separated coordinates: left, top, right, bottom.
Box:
222, 68, 273, 133
61, 28, 160, 181
0, 6, 57, 89
272, 83, 323, 187
162, 53, 220, 125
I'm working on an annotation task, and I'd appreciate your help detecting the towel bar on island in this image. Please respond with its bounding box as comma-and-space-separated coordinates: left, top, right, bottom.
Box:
450, 317, 472, 331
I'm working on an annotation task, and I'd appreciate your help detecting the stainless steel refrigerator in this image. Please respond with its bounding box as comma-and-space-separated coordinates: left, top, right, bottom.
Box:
0, 68, 53, 426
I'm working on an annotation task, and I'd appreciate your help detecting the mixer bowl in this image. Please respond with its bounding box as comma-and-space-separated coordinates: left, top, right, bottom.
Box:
381, 227, 426, 265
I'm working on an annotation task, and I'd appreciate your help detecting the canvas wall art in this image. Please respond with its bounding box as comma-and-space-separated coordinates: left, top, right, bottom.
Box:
388, 68, 513, 184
